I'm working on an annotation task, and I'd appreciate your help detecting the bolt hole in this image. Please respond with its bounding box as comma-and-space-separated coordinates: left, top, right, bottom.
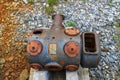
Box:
52, 37, 55, 39
70, 38, 72, 40
36, 37, 39, 39
32, 47, 35, 50
71, 48, 74, 51
33, 30, 43, 34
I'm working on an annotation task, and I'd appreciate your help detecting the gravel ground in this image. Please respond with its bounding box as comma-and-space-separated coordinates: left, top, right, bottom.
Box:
0, 0, 120, 80
20, 0, 120, 79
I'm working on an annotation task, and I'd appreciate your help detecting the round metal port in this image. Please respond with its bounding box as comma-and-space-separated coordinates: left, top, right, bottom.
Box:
65, 65, 79, 71
64, 41, 80, 57
45, 63, 62, 71
31, 63, 43, 70
64, 28, 80, 36
27, 41, 42, 56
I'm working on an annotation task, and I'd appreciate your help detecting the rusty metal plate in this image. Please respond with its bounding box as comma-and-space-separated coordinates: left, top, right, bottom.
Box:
65, 65, 79, 71
27, 41, 42, 56
64, 28, 80, 36
64, 41, 80, 57
30, 63, 43, 70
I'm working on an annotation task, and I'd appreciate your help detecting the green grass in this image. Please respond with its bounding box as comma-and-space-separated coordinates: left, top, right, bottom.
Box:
82, 0, 87, 3
118, 41, 120, 50
115, 19, 120, 27
113, 36, 118, 40
27, 0, 34, 4
47, 0, 59, 6
45, 6, 54, 15
66, 20, 76, 27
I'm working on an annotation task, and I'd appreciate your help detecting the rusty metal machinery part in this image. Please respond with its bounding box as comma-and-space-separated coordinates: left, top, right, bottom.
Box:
65, 65, 79, 71
27, 41, 42, 56
31, 63, 43, 70
45, 64, 62, 71
51, 14, 65, 30
64, 28, 80, 36
64, 41, 80, 57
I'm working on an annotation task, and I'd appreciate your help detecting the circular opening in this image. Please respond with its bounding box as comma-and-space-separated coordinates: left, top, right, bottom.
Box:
48, 66, 59, 70
52, 37, 55, 39
27, 41, 43, 56
71, 48, 74, 51
33, 30, 43, 34
65, 65, 78, 71
64, 41, 80, 57
31, 46, 36, 51
70, 38, 72, 40
45, 65, 62, 71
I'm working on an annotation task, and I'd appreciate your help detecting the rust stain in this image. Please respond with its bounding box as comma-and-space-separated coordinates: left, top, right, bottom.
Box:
64, 41, 80, 57
30, 63, 43, 70
64, 28, 80, 36
45, 64, 62, 71
65, 65, 78, 71
27, 41, 42, 56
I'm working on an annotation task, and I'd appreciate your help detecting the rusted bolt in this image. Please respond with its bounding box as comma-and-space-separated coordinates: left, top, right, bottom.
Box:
65, 65, 79, 71
45, 63, 62, 71
65, 28, 80, 36
31, 63, 43, 70
64, 41, 80, 57
27, 41, 42, 56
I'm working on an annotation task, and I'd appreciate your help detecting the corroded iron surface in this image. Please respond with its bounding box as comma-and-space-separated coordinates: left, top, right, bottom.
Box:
64, 41, 80, 57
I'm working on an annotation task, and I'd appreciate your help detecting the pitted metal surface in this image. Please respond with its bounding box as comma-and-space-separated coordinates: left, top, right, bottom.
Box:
27, 14, 100, 71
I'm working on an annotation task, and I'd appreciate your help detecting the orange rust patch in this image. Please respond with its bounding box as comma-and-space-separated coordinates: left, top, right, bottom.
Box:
65, 28, 80, 36
45, 64, 62, 71
0, 4, 8, 18
65, 65, 78, 71
64, 41, 80, 57
31, 63, 43, 70
27, 41, 42, 56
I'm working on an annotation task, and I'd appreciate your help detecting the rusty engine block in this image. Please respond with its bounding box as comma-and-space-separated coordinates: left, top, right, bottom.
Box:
26, 14, 101, 71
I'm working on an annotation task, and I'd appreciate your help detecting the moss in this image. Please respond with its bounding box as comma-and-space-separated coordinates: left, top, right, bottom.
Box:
117, 42, 120, 50
66, 20, 76, 27
82, 0, 87, 3
27, 0, 34, 4
115, 19, 120, 28
112, 36, 118, 40
47, 0, 59, 6
45, 6, 54, 15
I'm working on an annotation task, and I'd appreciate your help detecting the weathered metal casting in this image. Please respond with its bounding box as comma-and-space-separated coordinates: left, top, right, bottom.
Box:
27, 14, 101, 71
81, 32, 101, 68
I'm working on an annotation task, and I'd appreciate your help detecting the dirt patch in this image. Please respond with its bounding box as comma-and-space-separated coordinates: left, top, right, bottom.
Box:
0, 0, 33, 80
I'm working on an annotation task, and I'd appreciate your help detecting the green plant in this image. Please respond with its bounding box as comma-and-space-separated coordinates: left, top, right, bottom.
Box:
47, 0, 59, 6
82, 0, 87, 3
115, 19, 120, 27
66, 20, 76, 27
27, 0, 34, 4
113, 36, 118, 40
45, 6, 54, 15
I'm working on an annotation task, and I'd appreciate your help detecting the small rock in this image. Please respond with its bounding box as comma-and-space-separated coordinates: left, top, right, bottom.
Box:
19, 69, 29, 80
0, 58, 5, 64
0, 64, 4, 69
8, 56, 14, 62
23, 0, 28, 4
41, 0, 46, 3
